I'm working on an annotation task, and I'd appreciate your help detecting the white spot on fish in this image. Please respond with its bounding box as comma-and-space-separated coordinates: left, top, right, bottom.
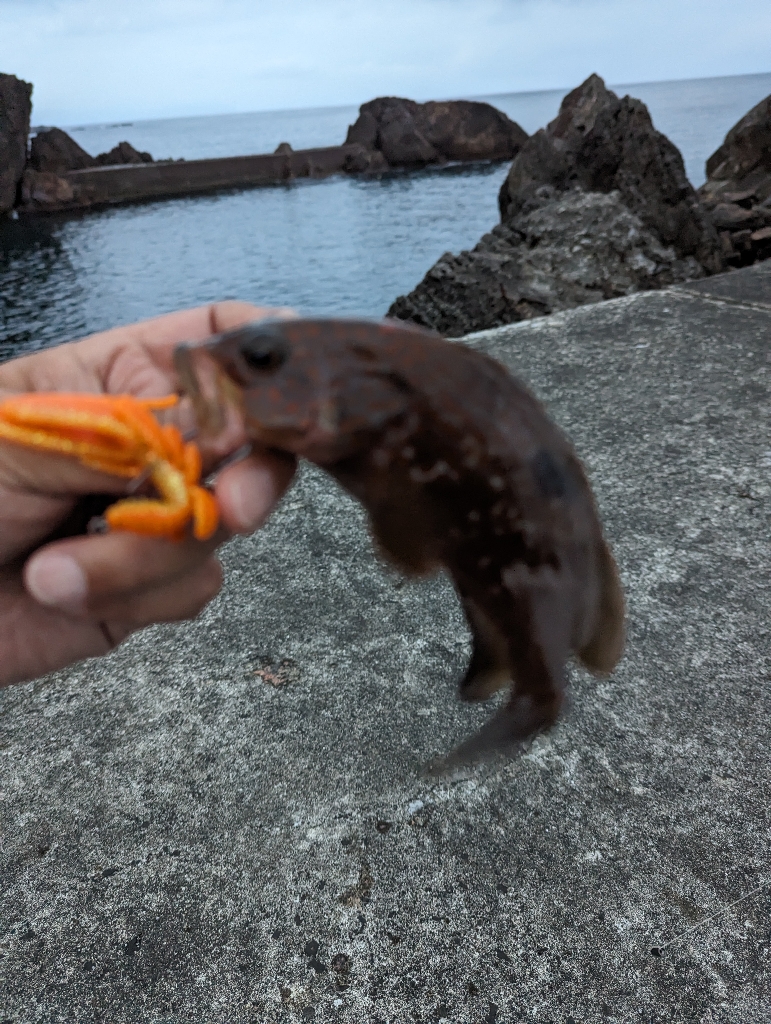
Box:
317, 399, 338, 433
408, 461, 458, 483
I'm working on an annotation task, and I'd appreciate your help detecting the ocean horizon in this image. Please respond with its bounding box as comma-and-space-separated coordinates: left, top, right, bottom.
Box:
4, 70, 771, 360
58, 71, 771, 188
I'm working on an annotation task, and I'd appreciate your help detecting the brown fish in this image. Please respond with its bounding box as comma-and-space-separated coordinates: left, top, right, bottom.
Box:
175, 318, 624, 762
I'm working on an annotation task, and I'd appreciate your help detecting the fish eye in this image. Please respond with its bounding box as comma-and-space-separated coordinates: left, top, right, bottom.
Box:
240, 340, 288, 372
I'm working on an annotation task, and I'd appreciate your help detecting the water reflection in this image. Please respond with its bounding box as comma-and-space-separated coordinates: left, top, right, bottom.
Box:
0, 216, 87, 360
0, 161, 509, 364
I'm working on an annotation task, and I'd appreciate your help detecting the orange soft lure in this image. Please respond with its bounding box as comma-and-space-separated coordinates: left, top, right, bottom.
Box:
0, 391, 219, 541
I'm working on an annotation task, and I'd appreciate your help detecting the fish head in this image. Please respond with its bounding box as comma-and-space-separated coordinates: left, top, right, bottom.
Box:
175, 317, 439, 464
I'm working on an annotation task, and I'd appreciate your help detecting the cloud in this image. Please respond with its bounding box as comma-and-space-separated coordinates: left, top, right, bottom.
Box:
1, 0, 769, 124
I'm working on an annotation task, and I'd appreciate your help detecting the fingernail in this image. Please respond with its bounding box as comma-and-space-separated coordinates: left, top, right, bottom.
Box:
26, 553, 88, 608
228, 466, 274, 533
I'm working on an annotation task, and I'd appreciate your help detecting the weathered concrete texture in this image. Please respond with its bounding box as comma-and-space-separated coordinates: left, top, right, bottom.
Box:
675, 246, 771, 308
2, 272, 771, 1022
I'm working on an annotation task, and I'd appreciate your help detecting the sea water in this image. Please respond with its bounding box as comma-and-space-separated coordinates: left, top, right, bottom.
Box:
1, 72, 769, 359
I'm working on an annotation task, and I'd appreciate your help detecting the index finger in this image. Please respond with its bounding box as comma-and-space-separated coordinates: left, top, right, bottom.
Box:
0, 302, 294, 397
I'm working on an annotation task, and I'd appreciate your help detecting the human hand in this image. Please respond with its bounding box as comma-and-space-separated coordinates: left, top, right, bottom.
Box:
0, 302, 296, 687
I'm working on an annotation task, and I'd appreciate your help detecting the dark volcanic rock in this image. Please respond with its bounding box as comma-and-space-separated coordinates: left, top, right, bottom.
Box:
29, 127, 97, 173
94, 140, 153, 166
498, 74, 723, 274
699, 92, 771, 266
28, 127, 155, 181
345, 96, 527, 168
705, 93, 771, 184
19, 169, 76, 209
341, 142, 388, 174
0, 72, 32, 214
389, 75, 722, 336
423, 100, 528, 162
388, 188, 704, 336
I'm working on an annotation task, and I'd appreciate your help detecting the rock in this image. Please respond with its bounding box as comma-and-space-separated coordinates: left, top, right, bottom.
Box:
751, 225, 771, 262
705, 93, 771, 184
421, 100, 528, 162
388, 74, 720, 337
28, 127, 96, 173
19, 169, 76, 209
498, 74, 723, 274
699, 92, 771, 266
388, 189, 704, 336
342, 142, 388, 174
94, 141, 153, 166
709, 201, 769, 232
345, 96, 527, 168
0, 72, 32, 214
350, 98, 438, 167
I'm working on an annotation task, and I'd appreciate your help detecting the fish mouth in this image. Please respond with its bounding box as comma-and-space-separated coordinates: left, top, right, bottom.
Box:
173, 342, 239, 437
174, 339, 310, 456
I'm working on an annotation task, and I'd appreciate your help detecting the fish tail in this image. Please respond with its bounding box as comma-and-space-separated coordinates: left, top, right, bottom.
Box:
577, 539, 625, 675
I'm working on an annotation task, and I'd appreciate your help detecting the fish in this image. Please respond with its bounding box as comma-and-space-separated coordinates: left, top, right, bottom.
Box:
174, 317, 624, 763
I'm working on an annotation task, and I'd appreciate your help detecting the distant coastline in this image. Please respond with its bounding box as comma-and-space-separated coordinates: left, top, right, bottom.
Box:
5, 87, 530, 216
50, 71, 771, 187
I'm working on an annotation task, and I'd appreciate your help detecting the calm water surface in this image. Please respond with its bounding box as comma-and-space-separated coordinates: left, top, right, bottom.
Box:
3, 72, 770, 360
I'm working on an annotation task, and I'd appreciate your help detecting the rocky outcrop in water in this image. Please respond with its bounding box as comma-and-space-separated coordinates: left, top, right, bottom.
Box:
388, 189, 704, 336
497, 74, 723, 273
22, 129, 155, 212
29, 127, 96, 173
30, 128, 154, 175
699, 92, 771, 266
94, 140, 153, 166
389, 75, 723, 335
346, 97, 528, 168
19, 169, 75, 209
0, 73, 32, 214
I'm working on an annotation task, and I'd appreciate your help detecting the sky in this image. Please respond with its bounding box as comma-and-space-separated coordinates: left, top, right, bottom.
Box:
1, 0, 770, 126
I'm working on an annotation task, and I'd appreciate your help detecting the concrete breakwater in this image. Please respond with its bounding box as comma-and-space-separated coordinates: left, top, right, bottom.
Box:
18, 143, 379, 213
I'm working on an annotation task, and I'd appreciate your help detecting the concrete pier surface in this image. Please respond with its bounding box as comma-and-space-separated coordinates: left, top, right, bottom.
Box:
1, 263, 771, 1022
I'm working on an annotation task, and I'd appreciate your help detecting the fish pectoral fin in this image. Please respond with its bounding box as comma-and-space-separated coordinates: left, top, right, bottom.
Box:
450, 567, 574, 767
458, 596, 511, 701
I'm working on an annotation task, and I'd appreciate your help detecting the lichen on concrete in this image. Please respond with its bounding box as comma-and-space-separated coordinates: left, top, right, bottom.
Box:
1, 268, 770, 1022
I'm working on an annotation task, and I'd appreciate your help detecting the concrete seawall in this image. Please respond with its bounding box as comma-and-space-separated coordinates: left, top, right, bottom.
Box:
18, 143, 376, 213
1, 262, 770, 1020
